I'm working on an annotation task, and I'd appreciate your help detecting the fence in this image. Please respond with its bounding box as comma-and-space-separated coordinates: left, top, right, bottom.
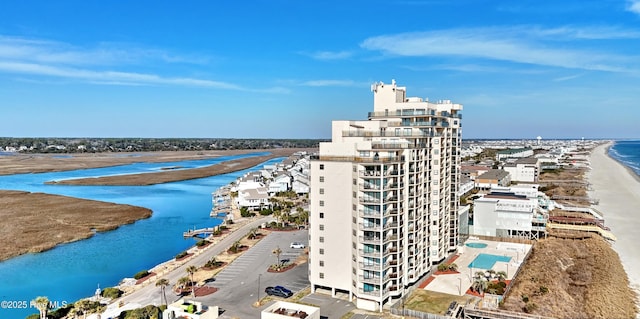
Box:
390, 307, 452, 319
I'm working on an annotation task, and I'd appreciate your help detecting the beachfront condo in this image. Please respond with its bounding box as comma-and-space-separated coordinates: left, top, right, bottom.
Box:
309, 80, 463, 311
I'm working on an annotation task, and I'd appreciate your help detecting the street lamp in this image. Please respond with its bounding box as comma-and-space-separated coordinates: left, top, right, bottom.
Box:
256, 274, 262, 306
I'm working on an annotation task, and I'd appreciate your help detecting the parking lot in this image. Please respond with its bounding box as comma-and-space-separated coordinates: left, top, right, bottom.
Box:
197, 229, 310, 318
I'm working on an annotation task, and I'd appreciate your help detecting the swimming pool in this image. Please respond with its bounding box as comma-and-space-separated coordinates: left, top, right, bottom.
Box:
466, 242, 488, 248
468, 253, 511, 269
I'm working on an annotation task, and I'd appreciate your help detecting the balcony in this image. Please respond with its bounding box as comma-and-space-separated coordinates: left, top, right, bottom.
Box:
359, 197, 381, 204
360, 182, 381, 190
360, 236, 382, 244
357, 288, 383, 297
359, 275, 382, 283
359, 170, 382, 177
358, 209, 381, 218
359, 262, 382, 271
360, 223, 382, 231
383, 222, 398, 231
359, 249, 382, 257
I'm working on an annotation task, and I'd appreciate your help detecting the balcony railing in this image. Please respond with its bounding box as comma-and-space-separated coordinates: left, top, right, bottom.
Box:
360, 223, 382, 231
358, 209, 381, 218
359, 275, 382, 283
359, 197, 381, 204
359, 249, 382, 257
360, 236, 382, 244
359, 262, 382, 271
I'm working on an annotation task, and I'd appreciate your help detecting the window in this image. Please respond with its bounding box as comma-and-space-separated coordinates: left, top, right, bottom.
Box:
319, 212, 324, 219
319, 188, 324, 194
319, 176, 324, 182
353, 178, 356, 185
433, 190, 438, 195
319, 236, 324, 243
319, 164, 324, 170
319, 260, 324, 267
319, 200, 324, 207
319, 248, 324, 255
319, 273, 324, 279
353, 191, 356, 198
319, 224, 324, 231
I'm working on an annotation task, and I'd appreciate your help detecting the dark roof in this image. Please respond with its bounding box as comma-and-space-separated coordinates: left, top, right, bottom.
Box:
477, 169, 509, 180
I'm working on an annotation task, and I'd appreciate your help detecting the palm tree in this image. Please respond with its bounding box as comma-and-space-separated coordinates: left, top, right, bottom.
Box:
472, 277, 488, 295
155, 278, 169, 306
496, 271, 508, 282
186, 265, 198, 297
177, 276, 191, 295
272, 246, 282, 267
32, 296, 49, 319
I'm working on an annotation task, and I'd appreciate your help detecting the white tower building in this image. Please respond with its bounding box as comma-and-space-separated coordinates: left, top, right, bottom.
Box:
309, 80, 463, 311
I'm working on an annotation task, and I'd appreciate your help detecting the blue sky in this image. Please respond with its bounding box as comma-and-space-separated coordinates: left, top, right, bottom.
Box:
1, 0, 640, 139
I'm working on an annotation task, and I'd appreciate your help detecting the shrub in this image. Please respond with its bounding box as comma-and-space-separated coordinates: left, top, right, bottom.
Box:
26, 315, 39, 319
175, 251, 188, 260
134, 270, 150, 280
437, 264, 449, 272
448, 263, 458, 271
219, 225, 228, 230
524, 302, 538, 313
539, 286, 549, 294
521, 294, 529, 303
226, 219, 234, 225
196, 240, 208, 247
260, 208, 273, 216
101, 287, 123, 299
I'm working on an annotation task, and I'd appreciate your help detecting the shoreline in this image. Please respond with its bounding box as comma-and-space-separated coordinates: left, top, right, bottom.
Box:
588, 141, 640, 310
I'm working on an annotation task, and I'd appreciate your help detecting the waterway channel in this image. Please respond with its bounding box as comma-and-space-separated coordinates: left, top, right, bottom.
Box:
0, 152, 280, 318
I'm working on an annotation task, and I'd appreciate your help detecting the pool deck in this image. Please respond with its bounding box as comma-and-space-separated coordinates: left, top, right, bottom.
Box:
423, 238, 532, 296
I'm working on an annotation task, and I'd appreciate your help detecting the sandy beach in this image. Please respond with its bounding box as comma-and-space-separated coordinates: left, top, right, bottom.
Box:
588, 142, 640, 305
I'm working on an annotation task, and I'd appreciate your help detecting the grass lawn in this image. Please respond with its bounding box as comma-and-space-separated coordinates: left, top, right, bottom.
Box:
404, 289, 476, 315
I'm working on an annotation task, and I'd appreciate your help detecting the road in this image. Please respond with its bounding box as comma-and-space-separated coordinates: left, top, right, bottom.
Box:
100, 216, 272, 318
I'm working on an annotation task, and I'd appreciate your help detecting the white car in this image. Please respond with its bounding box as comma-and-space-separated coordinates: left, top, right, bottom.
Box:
290, 242, 305, 249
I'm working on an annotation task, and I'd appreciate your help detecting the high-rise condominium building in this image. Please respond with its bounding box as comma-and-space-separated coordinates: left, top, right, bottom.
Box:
309, 80, 463, 311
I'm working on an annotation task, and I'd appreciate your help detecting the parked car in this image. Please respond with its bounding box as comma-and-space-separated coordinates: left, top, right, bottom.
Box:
265, 286, 293, 298
274, 285, 292, 295
290, 242, 305, 249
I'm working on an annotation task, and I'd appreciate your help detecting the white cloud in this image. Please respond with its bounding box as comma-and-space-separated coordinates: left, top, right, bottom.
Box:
0, 36, 209, 66
0, 61, 242, 89
553, 73, 585, 82
0, 35, 293, 92
360, 27, 639, 73
627, 0, 640, 15
305, 50, 353, 60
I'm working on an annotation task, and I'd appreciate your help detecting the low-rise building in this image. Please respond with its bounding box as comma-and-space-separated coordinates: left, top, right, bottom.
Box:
475, 169, 511, 190
163, 299, 219, 319
502, 157, 540, 183
472, 191, 546, 240
261, 301, 320, 319
495, 147, 534, 161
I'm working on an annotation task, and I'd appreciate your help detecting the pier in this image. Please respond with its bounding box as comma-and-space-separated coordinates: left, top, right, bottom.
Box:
183, 227, 217, 238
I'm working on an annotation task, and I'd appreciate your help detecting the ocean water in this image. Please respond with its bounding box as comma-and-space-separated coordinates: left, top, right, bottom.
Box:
608, 140, 640, 176
0, 153, 281, 319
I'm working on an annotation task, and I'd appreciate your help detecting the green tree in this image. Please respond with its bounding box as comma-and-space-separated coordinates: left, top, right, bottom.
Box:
272, 246, 282, 266
186, 265, 198, 297
496, 271, 508, 282
472, 277, 488, 295
155, 278, 169, 306
177, 276, 191, 294
32, 296, 49, 319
